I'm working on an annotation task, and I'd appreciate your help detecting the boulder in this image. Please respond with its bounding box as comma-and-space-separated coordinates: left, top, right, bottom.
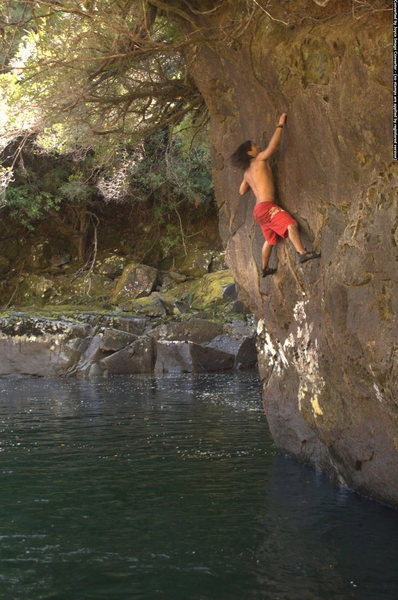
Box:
21, 274, 56, 300
187, 4, 398, 504
177, 248, 213, 277
229, 300, 251, 315
112, 263, 158, 303
0, 317, 90, 377
223, 316, 257, 339
206, 334, 241, 354
0, 337, 79, 376
101, 328, 138, 352
222, 283, 238, 301
97, 254, 127, 279
120, 293, 168, 316
160, 271, 187, 292
101, 315, 147, 335
56, 273, 113, 303
154, 340, 191, 374
207, 334, 257, 370
154, 340, 234, 374
209, 251, 227, 272
71, 334, 104, 376
100, 337, 155, 374
171, 300, 191, 315
148, 317, 224, 344
178, 249, 226, 277
50, 253, 72, 268
235, 337, 258, 370
189, 270, 235, 309
29, 242, 52, 270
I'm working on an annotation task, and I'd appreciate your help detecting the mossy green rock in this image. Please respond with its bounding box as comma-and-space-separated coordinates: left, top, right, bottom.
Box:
177, 248, 213, 277
112, 263, 158, 303
121, 293, 167, 316
21, 274, 56, 300
190, 270, 235, 309
97, 254, 127, 279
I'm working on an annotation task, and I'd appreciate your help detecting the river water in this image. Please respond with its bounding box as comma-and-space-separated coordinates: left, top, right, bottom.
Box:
0, 373, 397, 600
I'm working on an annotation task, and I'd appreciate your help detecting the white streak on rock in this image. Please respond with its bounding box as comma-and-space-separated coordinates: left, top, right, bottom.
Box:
259, 299, 325, 418
373, 383, 384, 403
368, 364, 384, 403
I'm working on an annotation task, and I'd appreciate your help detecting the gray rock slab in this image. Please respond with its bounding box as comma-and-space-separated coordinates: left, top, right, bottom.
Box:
100, 337, 155, 375
148, 318, 224, 344
235, 337, 257, 369
206, 334, 242, 355
154, 341, 192, 374
222, 283, 237, 300
71, 335, 104, 376
101, 316, 147, 335
0, 337, 81, 377
0, 317, 91, 377
101, 328, 138, 352
154, 340, 234, 374
207, 334, 257, 369
190, 342, 235, 372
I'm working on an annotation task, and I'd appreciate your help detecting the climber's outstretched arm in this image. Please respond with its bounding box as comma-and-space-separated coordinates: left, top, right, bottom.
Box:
257, 113, 287, 161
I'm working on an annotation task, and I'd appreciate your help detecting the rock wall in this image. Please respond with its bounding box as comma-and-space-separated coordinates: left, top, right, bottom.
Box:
187, 2, 398, 505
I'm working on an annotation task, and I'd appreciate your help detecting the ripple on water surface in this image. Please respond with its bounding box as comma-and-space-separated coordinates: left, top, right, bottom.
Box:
0, 373, 397, 600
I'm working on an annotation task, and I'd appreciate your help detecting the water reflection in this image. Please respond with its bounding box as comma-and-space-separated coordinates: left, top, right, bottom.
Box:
0, 374, 397, 600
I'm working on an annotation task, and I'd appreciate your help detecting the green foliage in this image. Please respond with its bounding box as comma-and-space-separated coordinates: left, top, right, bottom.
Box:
0, 1, 34, 68
128, 128, 213, 206
2, 154, 98, 230
0, 0, 205, 162
60, 173, 96, 203
5, 184, 61, 230
122, 126, 214, 258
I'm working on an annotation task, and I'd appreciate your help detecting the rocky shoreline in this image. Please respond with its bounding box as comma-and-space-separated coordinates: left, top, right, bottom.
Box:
1, 239, 259, 378
0, 311, 257, 378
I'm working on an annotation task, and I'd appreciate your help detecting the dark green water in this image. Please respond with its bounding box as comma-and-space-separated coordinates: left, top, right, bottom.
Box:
0, 373, 397, 600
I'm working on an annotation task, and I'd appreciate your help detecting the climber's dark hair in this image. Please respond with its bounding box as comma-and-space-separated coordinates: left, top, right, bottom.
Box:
230, 140, 253, 170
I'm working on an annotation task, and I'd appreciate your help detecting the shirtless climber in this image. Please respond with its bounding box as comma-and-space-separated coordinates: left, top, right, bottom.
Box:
230, 112, 320, 277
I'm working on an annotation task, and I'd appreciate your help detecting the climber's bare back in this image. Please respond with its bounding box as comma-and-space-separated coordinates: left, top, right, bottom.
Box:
240, 143, 276, 204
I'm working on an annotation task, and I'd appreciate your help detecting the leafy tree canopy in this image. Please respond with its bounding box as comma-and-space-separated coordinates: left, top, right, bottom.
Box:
0, 0, 245, 226
0, 1, 211, 159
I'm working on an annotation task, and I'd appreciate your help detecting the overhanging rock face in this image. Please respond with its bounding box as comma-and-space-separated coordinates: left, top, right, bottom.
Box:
187, 3, 398, 505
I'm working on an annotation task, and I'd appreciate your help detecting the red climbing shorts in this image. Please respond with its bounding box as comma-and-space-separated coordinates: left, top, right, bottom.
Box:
253, 201, 297, 246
